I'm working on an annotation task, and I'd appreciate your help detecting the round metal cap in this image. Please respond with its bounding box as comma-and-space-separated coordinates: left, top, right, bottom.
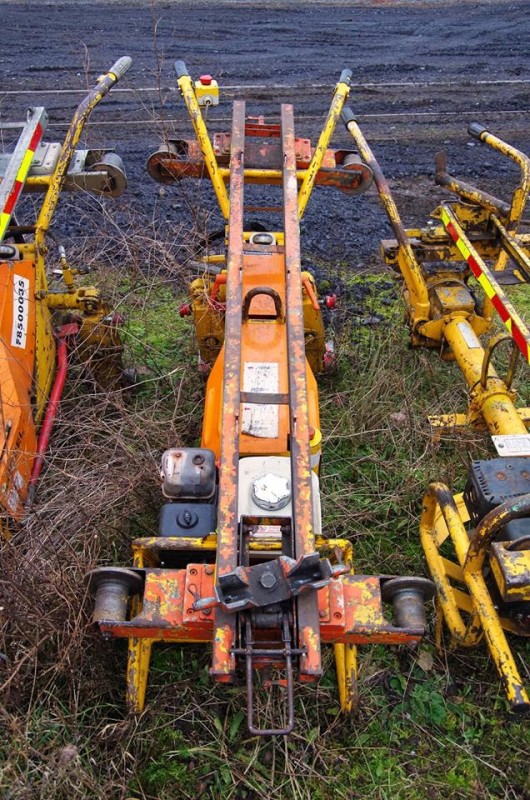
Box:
85, 566, 143, 595
259, 572, 278, 590
249, 232, 275, 246
381, 576, 436, 603
251, 473, 291, 511
0, 244, 18, 260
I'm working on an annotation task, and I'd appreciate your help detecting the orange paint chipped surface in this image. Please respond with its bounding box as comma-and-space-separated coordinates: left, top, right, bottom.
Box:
201, 247, 320, 459
0, 259, 37, 518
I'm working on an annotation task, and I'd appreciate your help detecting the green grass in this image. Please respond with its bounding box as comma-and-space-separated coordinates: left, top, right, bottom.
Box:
1, 265, 529, 799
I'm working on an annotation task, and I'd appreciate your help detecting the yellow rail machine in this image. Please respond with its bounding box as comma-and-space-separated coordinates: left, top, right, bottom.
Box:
0, 57, 131, 531
88, 64, 436, 736
342, 106, 530, 711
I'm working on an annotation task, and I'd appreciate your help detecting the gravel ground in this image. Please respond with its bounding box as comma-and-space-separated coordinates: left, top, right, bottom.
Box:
1, 0, 529, 263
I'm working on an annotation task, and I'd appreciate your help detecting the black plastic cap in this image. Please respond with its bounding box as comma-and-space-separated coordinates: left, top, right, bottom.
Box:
339, 68, 353, 86
109, 56, 132, 81
175, 60, 189, 79
468, 122, 488, 140
341, 107, 356, 127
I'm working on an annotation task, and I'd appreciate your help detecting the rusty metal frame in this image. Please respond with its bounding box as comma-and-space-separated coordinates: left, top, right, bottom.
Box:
420, 483, 530, 710
281, 104, 321, 680
211, 100, 246, 681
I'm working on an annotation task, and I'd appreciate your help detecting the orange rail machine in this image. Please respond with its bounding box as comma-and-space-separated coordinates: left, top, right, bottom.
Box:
0, 58, 130, 532
88, 64, 435, 735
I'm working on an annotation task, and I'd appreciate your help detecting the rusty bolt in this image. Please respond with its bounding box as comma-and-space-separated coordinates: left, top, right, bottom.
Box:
193, 454, 205, 465
333, 612, 342, 619
190, 568, 197, 576
259, 572, 277, 590
203, 608, 212, 616
319, 610, 326, 619
187, 608, 194, 615
204, 565, 214, 575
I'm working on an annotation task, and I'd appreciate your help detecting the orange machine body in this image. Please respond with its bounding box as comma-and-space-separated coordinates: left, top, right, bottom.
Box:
0, 259, 37, 518
201, 244, 320, 459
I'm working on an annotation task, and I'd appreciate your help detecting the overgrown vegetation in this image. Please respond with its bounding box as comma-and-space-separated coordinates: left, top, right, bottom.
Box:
0, 217, 529, 799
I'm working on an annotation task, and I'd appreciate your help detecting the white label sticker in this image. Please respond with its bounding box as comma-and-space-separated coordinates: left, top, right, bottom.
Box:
457, 322, 481, 350
11, 274, 29, 349
492, 434, 530, 457
242, 362, 279, 438
6, 486, 20, 514
13, 470, 25, 491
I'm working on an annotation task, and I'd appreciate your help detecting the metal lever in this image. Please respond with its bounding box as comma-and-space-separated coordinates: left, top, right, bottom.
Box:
242, 614, 296, 736
214, 553, 347, 613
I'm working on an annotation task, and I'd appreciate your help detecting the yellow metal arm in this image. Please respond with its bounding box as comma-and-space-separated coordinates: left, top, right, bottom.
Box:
468, 123, 530, 273
468, 123, 530, 231
175, 60, 230, 221
434, 150, 511, 218
341, 106, 430, 328
35, 57, 132, 237
297, 69, 352, 220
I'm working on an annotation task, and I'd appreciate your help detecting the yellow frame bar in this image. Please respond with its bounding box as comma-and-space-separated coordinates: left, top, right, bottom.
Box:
342, 110, 430, 327
472, 126, 530, 272
421, 483, 529, 710
177, 72, 230, 221
297, 72, 352, 220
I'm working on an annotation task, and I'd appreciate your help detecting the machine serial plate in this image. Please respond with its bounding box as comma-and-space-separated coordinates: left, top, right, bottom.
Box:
457, 322, 481, 349
492, 434, 530, 457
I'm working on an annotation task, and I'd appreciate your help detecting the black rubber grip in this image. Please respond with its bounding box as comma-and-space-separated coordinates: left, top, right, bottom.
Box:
468, 122, 488, 140
175, 60, 189, 79
339, 69, 353, 86
109, 56, 132, 80
341, 107, 356, 127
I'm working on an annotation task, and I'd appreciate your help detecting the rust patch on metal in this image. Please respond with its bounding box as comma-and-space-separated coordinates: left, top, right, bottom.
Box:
318, 576, 424, 646
282, 104, 321, 678
211, 100, 246, 680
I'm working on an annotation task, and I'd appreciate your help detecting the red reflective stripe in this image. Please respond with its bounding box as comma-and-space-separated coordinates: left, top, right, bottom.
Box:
512, 323, 529, 360
1, 123, 42, 221
28, 123, 43, 152
443, 205, 530, 362
446, 220, 458, 241
4, 181, 23, 215
491, 293, 510, 323
467, 254, 481, 278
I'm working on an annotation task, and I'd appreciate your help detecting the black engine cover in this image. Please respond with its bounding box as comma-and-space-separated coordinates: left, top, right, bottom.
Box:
464, 457, 530, 541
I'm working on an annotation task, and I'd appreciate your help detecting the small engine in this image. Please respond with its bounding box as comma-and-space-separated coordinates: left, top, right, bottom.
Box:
158, 447, 217, 538
464, 457, 530, 627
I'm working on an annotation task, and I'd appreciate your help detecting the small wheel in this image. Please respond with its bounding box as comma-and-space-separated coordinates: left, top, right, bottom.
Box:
86, 567, 143, 623
382, 577, 436, 630
382, 576, 436, 603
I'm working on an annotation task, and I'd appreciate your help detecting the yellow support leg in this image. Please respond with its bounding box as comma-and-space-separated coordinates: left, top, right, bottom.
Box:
422, 483, 530, 711
126, 638, 153, 713
333, 539, 357, 712
334, 642, 358, 712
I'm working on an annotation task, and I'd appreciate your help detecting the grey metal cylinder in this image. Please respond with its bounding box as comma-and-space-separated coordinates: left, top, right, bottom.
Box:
86, 567, 142, 624
382, 577, 436, 630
